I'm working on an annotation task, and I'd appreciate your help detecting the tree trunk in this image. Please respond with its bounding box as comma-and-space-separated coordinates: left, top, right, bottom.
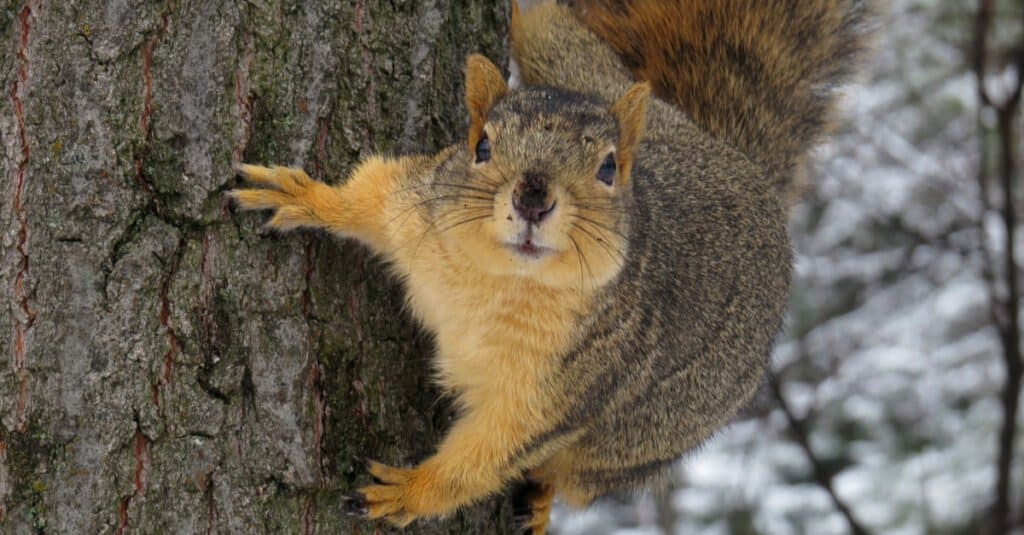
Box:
0, 1, 511, 532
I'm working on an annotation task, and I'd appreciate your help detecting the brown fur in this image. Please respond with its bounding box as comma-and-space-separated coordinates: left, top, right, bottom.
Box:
229, 1, 869, 532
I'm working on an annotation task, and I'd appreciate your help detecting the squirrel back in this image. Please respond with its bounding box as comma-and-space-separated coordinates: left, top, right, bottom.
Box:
569, 0, 872, 203
509, 0, 792, 506
507, 0, 871, 512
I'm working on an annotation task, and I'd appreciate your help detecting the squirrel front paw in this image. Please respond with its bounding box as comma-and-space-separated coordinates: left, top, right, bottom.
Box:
344, 459, 439, 527
229, 164, 330, 231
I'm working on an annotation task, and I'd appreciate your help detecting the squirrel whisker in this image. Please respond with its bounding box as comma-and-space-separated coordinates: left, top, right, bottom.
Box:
387, 194, 492, 231
579, 237, 600, 292
570, 222, 626, 265
435, 214, 495, 236
570, 213, 627, 240
430, 182, 500, 196
568, 234, 598, 295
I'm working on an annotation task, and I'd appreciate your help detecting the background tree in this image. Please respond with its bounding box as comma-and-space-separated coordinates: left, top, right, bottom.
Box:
0, 1, 511, 532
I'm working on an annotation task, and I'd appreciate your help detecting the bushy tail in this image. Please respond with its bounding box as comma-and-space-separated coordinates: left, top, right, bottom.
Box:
570, 0, 872, 202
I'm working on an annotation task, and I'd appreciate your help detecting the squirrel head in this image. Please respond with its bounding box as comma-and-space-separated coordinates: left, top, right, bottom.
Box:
431, 55, 650, 291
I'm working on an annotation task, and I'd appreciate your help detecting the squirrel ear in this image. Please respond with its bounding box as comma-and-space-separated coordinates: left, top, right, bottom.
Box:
610, 82, 651, 179
465, 54, 508, 150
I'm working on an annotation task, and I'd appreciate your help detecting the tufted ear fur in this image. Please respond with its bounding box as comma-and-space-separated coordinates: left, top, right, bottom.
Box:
465, 54, 508, 152
609, 82, 650, 181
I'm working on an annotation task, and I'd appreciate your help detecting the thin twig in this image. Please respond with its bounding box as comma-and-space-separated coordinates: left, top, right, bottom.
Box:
768, 371, 871, 535
972, 1, 1024, 532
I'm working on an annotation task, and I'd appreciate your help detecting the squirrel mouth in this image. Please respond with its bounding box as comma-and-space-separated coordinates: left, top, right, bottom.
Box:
506, 238, 552, 260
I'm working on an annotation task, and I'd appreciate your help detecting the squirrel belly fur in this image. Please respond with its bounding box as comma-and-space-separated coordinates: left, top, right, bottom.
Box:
229, 1, 872, 532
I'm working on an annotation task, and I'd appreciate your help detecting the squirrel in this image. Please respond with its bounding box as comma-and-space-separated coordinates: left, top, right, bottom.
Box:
229, 0, 871, 532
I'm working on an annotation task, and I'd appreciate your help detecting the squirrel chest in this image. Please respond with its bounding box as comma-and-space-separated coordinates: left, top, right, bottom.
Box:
399, 235, 587, 396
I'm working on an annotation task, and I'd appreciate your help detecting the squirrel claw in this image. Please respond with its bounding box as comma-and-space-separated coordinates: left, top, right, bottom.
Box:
511, 513, 533, 531
341, 492, 368, 517
512, 511, 547, 534
355, 456, 390, 484
350, 455, 373, 472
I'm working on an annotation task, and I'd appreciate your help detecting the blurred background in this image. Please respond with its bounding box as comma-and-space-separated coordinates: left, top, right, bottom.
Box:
553, 0, 1024, 533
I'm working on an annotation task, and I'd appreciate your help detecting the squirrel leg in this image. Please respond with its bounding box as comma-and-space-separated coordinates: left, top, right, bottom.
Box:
229, 157, 424, 252
346, 398, 560, 527
507, 452, 604, 534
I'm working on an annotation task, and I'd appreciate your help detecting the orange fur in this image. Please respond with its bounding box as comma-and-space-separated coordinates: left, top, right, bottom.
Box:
528, 450, 598, 509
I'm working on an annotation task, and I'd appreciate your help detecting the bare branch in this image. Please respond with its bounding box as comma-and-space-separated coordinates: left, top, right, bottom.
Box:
768, 371, 871, 535
973, 0, 994, 107
974, 1, 1024, 532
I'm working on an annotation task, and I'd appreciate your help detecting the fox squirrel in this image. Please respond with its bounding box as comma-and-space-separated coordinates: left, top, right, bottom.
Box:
229, 0, 871, 532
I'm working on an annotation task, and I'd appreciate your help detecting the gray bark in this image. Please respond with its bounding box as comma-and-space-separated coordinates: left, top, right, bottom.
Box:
0, 1, 511, 532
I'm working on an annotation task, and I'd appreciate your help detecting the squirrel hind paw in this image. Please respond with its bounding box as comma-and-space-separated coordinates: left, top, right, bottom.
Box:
510, 479, 555, 534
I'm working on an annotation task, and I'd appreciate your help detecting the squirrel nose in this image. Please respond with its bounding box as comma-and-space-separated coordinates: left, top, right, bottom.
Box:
514, 173, 556, 224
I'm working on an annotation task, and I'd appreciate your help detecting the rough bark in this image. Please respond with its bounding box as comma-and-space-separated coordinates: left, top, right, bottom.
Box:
0, 1, 511, 533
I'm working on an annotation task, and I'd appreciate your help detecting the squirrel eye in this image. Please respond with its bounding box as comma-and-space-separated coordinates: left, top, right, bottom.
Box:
475, 134, 491, 164
597, 154, 616, 185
